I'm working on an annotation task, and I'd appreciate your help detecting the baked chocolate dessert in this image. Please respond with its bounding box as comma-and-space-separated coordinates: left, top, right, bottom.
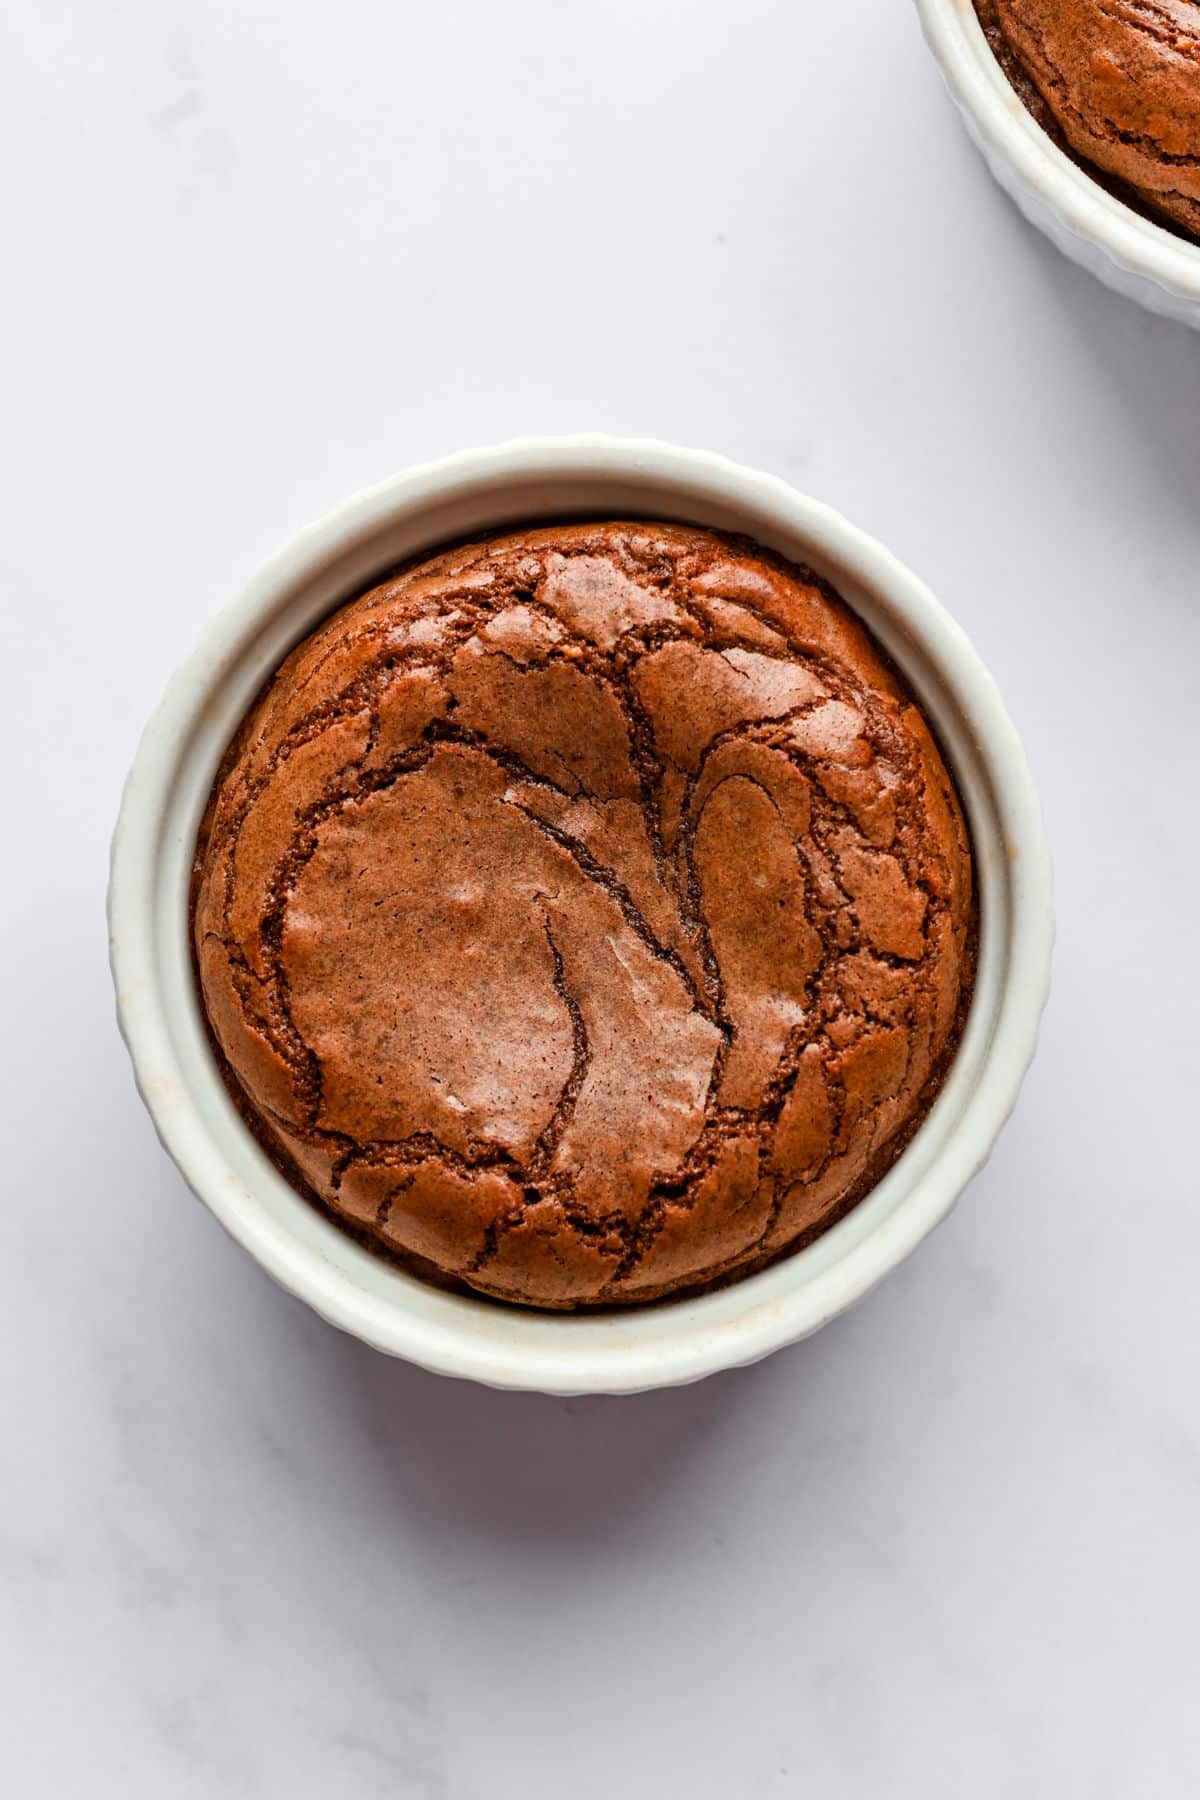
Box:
193, 523, 975, 1310
974, 0, 1200, 241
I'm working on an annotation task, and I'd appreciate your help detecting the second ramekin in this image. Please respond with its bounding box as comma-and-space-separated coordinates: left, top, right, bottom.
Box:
916, 0, 1200, 330
109, 437, 1053, 1394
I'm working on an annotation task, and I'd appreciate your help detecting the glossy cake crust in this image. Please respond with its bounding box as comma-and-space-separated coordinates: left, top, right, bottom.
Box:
193, 522, 975, 1309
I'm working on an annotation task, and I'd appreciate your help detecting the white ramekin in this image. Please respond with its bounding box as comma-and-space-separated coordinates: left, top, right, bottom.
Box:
109, 437, 1053, 1395
916, 0, 1200, 330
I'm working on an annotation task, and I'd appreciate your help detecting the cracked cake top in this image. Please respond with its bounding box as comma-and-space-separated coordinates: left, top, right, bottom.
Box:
192, 521, 975, 1310
975, 0, 1200, 240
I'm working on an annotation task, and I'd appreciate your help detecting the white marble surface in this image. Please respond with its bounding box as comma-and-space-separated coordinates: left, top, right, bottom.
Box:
3, 2, 1199, 1793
